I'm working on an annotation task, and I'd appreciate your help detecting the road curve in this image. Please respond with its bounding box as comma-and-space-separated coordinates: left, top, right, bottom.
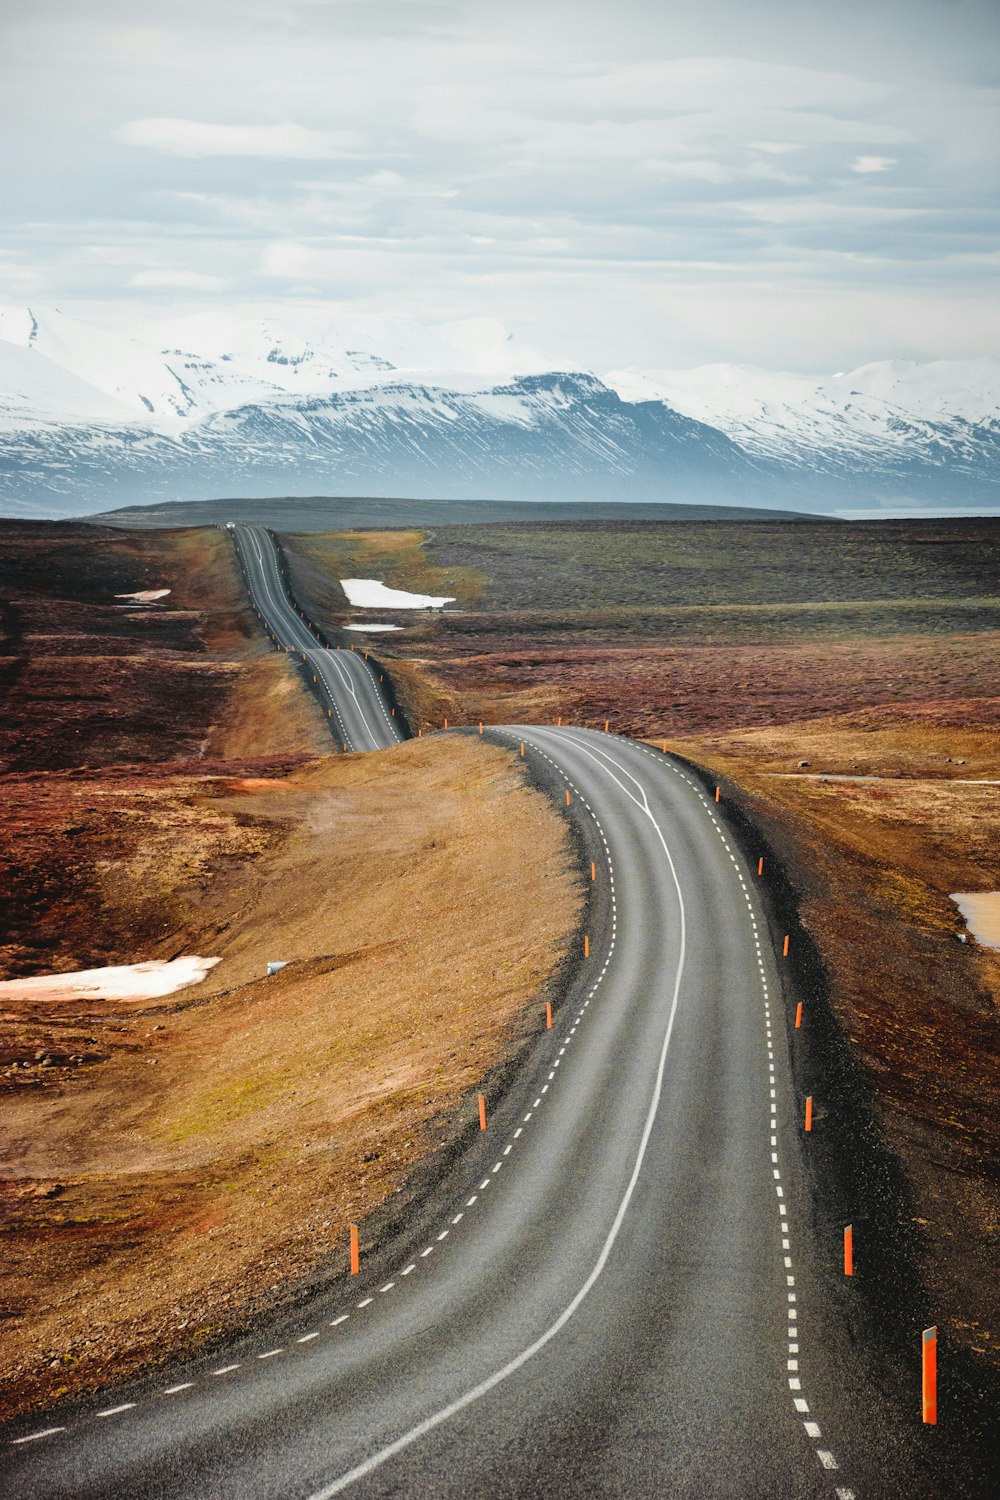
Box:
231, 522, 403, 751
2, 533, 953, 1498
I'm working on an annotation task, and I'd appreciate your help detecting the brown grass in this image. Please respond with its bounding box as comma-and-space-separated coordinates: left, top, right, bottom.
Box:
0, 738, 581, 1419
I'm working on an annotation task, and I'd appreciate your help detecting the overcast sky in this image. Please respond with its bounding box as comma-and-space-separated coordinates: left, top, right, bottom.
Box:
2, 0, 998, 370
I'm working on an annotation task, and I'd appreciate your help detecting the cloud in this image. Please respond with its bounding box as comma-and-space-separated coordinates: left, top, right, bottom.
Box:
851, 155, 897, 173
116, 118, 363, 159
128, 269, 227, 289
2, 0, 998, 368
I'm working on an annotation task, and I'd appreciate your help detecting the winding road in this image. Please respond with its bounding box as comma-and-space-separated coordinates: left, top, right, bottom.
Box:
3, 526, 953, 1498
231, 523, 403, 752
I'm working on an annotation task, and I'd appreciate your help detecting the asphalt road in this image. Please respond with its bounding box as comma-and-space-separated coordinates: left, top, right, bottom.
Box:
2, 531, 961, 1498
231, 522, 403, 751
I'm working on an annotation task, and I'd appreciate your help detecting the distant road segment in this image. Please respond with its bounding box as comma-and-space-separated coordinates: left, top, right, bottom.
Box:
231, 522, 403, 752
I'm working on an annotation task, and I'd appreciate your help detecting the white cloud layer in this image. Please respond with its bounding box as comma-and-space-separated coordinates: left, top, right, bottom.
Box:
117, 118, 362, 158
1, 0, 997, 369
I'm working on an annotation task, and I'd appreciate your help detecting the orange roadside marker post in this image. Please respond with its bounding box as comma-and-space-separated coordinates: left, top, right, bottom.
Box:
591, 862, 596, 881
349, 1224, 359, 1275
391, 707, 396, 717
520, 741, 525, 757
584, 934, 590, 958
565, 789, 571, 806
444, 718, 449, 729
343, 742, 347, 753
478, 1094, 487, 1131
804, 1096, 813, 1132
604, 719, 609, 733
758, 857, 764, 876
844, 1224, 854, 1277
715, 786, 721, 802
794, 1002, 803, 1029
545, 1002, 553, 1030
479, 722, 484, 734
922, 1327, 937, 1424
783, 935, 790, 957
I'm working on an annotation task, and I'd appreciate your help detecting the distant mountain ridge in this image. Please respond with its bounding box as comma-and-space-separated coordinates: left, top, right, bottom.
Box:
1, 305, 998, 516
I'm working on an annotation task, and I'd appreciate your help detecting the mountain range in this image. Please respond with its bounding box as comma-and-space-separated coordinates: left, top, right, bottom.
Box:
1, 305, 998, 518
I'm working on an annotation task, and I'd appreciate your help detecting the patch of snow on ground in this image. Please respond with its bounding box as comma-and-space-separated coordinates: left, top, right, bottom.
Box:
0, 955, 221, 1002
343, 622, 403, 632
340, 579, 455, 609
951, 893, 1000, 951
115, 588, 171, 603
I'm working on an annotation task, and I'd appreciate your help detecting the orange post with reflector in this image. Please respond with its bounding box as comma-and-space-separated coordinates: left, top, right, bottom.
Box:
591, 862, 596, 881
758, 857, 764, 876
794, 1001, 803, 1029
804, 1095, 813, 1132
478, 1094, 487, 1131
922, 1326, 937, 1424
349, 1224, 359, 1275
479, 722, 483, 734
715, 786, 721, 802
444, 718, 449, 729
584, 934, 590, 958
662, 740, 667, 753
783, 935, 790, 957
545, 1002, 553, 1030
844, 1224, 854, 1277
520, 741, 525, 757
565, 789, 571, 806
604, 719, 609, 733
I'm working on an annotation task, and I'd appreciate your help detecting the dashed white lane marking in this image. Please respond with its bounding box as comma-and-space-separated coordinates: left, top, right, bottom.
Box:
380, 1283, 396, 1292
298, 1333, 320, 1344
258, 1349, 283, 1360
213, 1364, 241, 1376
305, 729, 678, 1500
164, 1383, 194, 1395
97, 1404, 136, 1418
358, 1298, 374, 1308
628, 737, 849, 1489
12, 1428, 65, 1445
330, 1315, 349, 1327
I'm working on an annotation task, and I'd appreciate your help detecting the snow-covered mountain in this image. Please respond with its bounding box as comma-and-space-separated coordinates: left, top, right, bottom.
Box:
605, 360, 1000, 475
1, 305, 998, 516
